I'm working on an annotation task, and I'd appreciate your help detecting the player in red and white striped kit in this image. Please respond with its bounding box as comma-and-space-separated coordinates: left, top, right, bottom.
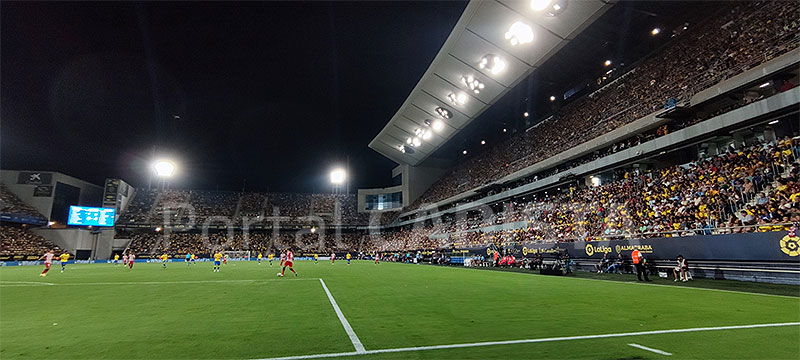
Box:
280, 249, 297, 277
279, 251, 286, 267
38, 250, 55, 277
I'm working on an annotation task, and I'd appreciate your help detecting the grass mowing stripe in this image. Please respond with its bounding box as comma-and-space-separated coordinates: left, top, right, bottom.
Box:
254, 322, 800, 360
319, 279, 366, 353
628, 343, 673, 356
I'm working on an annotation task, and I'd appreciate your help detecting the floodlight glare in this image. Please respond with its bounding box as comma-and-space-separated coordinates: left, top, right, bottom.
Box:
432, 120, 444, 132
412, 137, 421, 147
505, 21, 534, 46
153, 160, 175, 177
480, 140, 486, 145
448, 92, 468, 105
523, 112, 529, 117
422, 131, 432, 140
330, 168, 346, 185
651, 27, 661, 36
604, 59, 612, 67
462, 150, 468, 155
759, 82, 770, 88
530, 0, 551, 11
479, 55, 506, 75
461, 76, 485, 94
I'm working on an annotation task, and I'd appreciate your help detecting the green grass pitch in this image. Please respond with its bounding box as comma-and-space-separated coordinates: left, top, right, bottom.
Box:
1, 260, 798, 359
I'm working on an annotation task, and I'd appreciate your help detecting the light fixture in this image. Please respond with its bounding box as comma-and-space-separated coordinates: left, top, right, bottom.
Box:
448, 92, 468, 105
505, 21, 534, 46
461, 76, 485, 94
462, 150, 468, 155
432, 120, 444, 132
759, 82, 770, 88
604, 59, 612, 67
153, 160, 176, 177
549, 95, 556, 102
424, 119, 432, 127
310, 227, 317, 234
397, 145, 406, 153
412, 137, 421, 147
523, 112, 529, 117
435, 107, 452, 119
406, 137, 413, 145
330, 168, 346, 185
651, 28, 661, 36
502, 128, 507, 133
530, 0, 551, 11
768, 120, 780, 125
479, 55, 506, 75
480, 140, 486, 145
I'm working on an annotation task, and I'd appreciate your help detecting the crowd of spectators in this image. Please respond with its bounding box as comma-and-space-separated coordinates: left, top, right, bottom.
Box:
0, 225, 63, 256
0, 186, 47, 222
407, 0, 800, 210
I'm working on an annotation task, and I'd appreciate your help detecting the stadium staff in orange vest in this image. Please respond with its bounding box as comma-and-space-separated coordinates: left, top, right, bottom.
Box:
631, 249, 650, 281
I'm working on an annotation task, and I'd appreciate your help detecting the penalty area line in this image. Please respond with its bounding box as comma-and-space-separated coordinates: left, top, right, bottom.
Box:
0, 278, 320, 286
628, 343, 672, 356
254, 321, 800, 360
319, 278, 366, 354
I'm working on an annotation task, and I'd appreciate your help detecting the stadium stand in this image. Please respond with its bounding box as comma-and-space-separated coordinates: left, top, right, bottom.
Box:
406, 0, 800, 211
0, 224, 64, 257
0, 185, 48, 223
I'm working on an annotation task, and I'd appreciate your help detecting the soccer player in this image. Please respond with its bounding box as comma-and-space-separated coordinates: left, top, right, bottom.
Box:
268, 253, 274, 266
280, 249, 297, 277
38, 250, 55, 277
257, 252, 263, 265
128, 253, 136, 269
113, 253, 120, 266
191, 253, 197, 265
314, 254, 319, 264
213, 251, 222, 272
279, 251, 286, 267
330, 252, 335, 265
185, 253, 191, 266
374, 252, 380, 265
122, 253, 128, 267
223, 254, 228, 265
59, 252, 70, 272
346, 252, 351, 266
160, 253, 169, 269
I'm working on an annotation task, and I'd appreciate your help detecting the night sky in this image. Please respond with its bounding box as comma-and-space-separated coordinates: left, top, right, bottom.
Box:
2, 1, 714, 193
1, 1, 467, 192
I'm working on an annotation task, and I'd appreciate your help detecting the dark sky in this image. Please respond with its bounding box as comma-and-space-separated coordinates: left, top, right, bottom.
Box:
1, 1, 468, 192
2, 1, 716, 193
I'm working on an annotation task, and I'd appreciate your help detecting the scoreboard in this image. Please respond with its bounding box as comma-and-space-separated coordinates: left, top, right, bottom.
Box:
67, 206, 116, 227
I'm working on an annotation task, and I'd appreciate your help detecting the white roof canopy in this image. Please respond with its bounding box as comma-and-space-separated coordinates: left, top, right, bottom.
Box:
369, 0, 613, 165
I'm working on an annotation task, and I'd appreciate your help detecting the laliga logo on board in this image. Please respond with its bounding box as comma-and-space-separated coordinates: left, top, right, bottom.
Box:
780, 227, 800, 257
585, 243, 612, 256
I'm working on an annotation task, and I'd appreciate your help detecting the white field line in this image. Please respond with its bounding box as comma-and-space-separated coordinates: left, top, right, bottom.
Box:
0, 278, 320, 287
628, 343, 672, 356
319, 279, 366, 354
254, 322, 800, 360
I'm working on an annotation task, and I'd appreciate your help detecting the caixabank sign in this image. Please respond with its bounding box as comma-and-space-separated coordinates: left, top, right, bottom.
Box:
458, 231, 800, 262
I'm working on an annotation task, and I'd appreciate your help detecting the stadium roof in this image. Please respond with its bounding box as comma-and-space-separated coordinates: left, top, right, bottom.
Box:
369, 0, 613, 166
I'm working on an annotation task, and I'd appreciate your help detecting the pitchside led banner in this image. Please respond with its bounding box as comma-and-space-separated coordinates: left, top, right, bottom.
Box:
67, 206, 116, 227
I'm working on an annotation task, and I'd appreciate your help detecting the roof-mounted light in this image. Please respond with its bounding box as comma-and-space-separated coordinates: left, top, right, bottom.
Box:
479, 55, 506, 75
505, 21, 534, 46
435, 107, 452, 119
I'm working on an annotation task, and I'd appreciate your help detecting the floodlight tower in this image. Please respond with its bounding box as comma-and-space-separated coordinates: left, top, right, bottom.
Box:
330, 168, 346, 194
153, 160, 175, 190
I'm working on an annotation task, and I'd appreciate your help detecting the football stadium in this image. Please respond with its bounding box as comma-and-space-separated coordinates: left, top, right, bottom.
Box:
2, 1, 800, 359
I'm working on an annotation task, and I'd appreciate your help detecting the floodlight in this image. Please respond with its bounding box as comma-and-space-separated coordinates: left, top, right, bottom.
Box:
550, 95, 556, 101
530, 0, 551, 11
505, 22, 534, 46
461, 76, 485, 94
480, 140, 486, 145
448, 92, 468, 105
759, 82, 770, 88
479, 55, 506, 75
153, 160, 175, 177
651, 28, 661, 36
435, 107, 452, 119
412, 137, 421, 147
330, 168, 346, 185
432, 120, 444, 132
462, 150, 468, 155
523, 112, 529, 117
604, 59, 612, 67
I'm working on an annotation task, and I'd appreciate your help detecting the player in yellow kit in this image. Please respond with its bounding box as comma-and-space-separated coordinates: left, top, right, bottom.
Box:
213, 251, 223, 272
267, 253, 274, 266
113, 253, 120, 267
314, 254, 319, 264
346, 252, 351, 266
257, 252, 263, 265
59, 252, 70, 272
160, 253, 169, 269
